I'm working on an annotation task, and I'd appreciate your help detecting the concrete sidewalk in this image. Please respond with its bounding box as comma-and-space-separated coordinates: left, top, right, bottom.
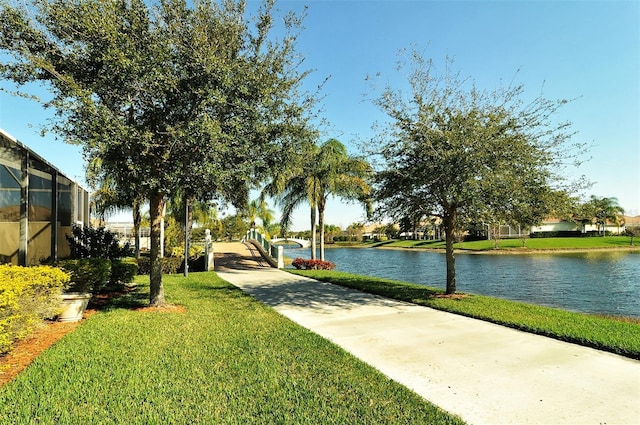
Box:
217, 266, 640, 425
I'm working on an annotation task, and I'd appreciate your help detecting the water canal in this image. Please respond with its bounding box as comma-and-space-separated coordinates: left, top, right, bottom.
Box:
284, 246, 640, 317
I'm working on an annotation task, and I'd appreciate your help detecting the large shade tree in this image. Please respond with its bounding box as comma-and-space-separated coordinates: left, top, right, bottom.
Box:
0, 0, 316, 305
370, 52, 587, 294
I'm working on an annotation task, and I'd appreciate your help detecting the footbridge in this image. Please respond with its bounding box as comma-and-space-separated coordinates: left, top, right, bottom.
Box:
241, 229, 285, 269
270, 237, 311, 248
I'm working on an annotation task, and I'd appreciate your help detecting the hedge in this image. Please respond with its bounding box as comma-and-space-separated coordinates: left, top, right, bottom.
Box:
55, 259, 112, 293
107, 259, 138, 292
135, 254, 210, 275
0, 264, 70, 354
136, 256, 184, 275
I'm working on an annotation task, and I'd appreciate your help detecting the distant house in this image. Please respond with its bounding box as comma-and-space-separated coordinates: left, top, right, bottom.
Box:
530, 218, 581, 234
530, 217, 626, 236
622, 215, 640, 231
0, 129, 90, 265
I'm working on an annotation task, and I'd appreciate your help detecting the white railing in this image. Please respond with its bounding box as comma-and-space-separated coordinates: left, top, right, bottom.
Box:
242, 229, 284, 269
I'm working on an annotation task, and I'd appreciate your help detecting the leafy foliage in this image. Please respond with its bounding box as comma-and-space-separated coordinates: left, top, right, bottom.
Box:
265, 139, 372, 260
291, 258, 336, 270
0, 0, 318, 306
108, 259, 138, 291
0, 265, 70, 354
136, 256, 183, 275
55, 259, 112, 294
220, 213, 250, 241
66, 225, 132, 260
577, 195, 625, 235
369, 51, 587, 293
625, 227, 640, 246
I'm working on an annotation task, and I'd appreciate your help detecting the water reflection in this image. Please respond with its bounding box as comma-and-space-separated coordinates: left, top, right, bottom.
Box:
285, 247, 640, 317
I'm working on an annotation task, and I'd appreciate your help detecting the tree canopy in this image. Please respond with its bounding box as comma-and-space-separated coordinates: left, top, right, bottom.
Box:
0, 0, 317, 305
369, 51, 587, 294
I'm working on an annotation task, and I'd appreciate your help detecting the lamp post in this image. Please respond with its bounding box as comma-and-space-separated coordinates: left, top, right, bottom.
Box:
184, 200, 189, 277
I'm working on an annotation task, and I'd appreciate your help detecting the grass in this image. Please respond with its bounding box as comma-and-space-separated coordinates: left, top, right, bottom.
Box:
289, 270, 640, 360
0, 272, 464, 425
370, 236, 638, 251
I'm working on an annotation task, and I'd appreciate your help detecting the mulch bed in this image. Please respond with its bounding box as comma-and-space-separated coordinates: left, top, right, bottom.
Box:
0, 311, 95, 386
0, 289, 184, 387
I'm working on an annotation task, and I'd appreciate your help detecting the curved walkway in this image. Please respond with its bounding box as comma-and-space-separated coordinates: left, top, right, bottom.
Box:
214, 242, 640, 425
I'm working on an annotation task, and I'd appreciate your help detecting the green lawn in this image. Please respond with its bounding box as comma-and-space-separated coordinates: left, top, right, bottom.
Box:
0, 273, 464, 425
372, 236, 637, 251
289, 270, 640, 360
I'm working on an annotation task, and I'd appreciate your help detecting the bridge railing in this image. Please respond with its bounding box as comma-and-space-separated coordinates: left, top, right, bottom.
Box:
242, 229, 284, 269
270, 237, 309, 246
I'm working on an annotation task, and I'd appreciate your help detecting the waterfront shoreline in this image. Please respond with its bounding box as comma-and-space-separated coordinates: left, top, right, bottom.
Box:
288, 243, 639, 318
373, 244, 640, 255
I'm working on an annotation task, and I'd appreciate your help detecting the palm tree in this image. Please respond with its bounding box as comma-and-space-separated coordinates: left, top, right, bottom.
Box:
315, 139, 373, 259
324, 224, 342, 244
258, 203, 276, 236
88, 158, 144, 258
244, 198, 276, 236
346, 222, 366, 242
266, 139, 373, 260
583, 196, 625, 236
272, 149, 322, 258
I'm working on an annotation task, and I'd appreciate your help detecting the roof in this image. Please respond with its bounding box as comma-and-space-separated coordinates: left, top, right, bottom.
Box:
0, 128, 87, 190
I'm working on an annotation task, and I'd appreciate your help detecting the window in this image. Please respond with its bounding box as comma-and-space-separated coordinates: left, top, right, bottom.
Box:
28, 170, 52, 221
0, 163, 21, 222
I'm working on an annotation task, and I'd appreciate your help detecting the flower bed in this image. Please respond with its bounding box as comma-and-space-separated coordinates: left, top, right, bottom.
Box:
291, 258, 336, 270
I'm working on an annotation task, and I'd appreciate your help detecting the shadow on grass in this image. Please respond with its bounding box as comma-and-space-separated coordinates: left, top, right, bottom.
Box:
414, 240, 445, 248
368, 240, 396, 248
88, 286, 149, 311
316, 274, 444, 303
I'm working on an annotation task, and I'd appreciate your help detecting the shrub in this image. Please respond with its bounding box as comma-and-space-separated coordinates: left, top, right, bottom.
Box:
55, 259, 111, 293
170, 244, 202, 260
107, 259, 139, 292
136, 256, 184, 275
66, 225, 133, 260
0, 264, 70, 354
136, 257, 150, 275
291, 258, 336, 270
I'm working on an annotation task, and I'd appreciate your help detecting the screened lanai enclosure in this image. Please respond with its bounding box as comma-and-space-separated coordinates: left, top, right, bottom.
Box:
0, 129, 89, 266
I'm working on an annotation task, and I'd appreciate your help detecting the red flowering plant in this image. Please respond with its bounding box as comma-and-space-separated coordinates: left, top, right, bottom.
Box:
291, 258, 336, 270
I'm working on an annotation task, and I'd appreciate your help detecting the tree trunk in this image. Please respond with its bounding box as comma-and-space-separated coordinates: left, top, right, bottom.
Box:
149, 192, 166, 307
443, 209, 457, 295
184, 195, 194, 277
318, 202, 326, 261
310, 206, 317, 259
132, 196, 141, 259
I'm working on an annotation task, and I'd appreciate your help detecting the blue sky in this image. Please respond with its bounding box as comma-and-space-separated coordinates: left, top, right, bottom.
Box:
1, 0, 638, 231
